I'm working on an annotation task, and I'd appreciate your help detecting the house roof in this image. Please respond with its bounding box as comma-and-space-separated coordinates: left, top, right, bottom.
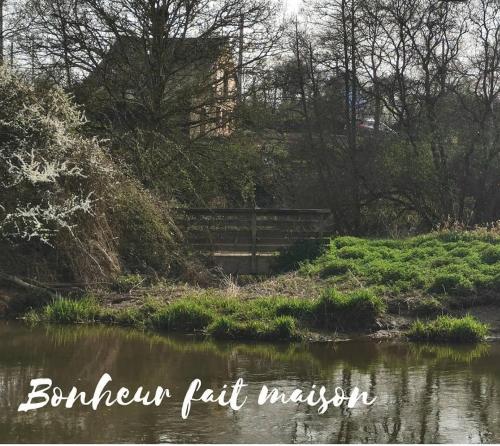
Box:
99, 35, 232, 72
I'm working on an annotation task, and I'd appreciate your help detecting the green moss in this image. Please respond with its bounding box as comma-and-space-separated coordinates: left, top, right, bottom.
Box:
408, 316, 489, 343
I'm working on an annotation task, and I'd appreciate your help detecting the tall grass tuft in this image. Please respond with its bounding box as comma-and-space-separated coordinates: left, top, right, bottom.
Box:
151, 300, 214, 331
408, 315, 489, 343
41, 297, 102, 324
317, 288, 386, 329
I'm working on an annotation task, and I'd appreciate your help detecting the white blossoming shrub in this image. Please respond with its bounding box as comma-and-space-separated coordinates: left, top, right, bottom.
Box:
0, 70, 180, 283
0, 69, 107, 244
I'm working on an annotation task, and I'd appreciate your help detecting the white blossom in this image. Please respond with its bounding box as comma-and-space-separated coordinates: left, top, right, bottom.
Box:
0, 69, 103, 245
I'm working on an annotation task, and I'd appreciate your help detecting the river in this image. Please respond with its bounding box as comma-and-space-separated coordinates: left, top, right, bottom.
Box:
0, 321, 498, 443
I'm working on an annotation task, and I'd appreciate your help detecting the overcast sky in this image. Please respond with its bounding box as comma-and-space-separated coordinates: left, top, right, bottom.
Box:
284, 0, 303, 14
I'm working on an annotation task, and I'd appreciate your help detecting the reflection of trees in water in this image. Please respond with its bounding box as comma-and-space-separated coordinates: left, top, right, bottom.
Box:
0, 323, 499, 442
470, 375, 496, 443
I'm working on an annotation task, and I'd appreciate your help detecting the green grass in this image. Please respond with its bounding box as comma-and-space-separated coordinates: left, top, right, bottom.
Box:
302, 232, 500, 298
24, 231, 496, 342
111, 274, 145, 292
207, 316, 300, 341
26, 297, 102, 324
25, 288, 386, 341
317, 288, 386, 329
408, 315, 489, 343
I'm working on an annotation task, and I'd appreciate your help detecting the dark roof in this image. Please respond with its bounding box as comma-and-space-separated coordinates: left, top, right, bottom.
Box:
103, 35, 231, 69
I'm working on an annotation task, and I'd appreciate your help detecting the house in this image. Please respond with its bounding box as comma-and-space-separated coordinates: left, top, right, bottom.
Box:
78, 35, 237, 138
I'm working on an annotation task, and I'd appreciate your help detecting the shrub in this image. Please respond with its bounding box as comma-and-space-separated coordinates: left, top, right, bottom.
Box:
408, 316, 489, 343
0, 69, 122, 283
111, 183, 180, 275
0, 69, 182, 284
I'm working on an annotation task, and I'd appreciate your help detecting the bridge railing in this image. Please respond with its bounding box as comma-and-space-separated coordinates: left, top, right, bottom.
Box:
176, 208, 334, 257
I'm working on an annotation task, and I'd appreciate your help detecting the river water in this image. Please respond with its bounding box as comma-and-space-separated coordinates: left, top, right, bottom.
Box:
0, 321, 498, 443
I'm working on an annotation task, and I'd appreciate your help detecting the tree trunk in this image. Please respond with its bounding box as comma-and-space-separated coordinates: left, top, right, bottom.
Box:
0, 0, 4, 66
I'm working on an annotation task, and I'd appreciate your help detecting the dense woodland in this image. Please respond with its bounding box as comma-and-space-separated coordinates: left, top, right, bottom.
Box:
0, 0, 499, 282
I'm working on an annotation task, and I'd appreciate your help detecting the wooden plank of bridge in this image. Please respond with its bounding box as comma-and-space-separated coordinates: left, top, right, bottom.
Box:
176, 208, 333, 274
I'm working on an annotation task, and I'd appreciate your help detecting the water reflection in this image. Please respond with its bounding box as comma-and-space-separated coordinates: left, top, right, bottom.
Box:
0, 322, 498, 443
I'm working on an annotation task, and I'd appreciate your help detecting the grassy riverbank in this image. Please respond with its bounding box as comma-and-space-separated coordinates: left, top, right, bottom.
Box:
19, 230, 499, 343
304, 232, 500, 299
25, 288, 385, 341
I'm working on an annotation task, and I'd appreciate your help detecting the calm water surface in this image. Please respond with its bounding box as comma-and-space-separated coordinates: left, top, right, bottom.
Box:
0, 321, 499, 443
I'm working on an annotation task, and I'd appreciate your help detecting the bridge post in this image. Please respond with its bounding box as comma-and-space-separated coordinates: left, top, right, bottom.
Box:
251, 208, 257, 274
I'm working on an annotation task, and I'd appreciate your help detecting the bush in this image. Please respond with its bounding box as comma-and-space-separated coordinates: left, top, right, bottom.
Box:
0, 69, 182, 283
408, 316, 489, 343
111, 183, 181, 275
0, 69, 122, 283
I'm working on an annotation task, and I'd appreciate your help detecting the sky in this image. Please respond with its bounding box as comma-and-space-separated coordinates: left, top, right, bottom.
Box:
284, 0, 303, 14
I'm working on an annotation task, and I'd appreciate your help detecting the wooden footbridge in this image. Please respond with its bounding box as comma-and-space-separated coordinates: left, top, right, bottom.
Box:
176, 208, 334, 274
